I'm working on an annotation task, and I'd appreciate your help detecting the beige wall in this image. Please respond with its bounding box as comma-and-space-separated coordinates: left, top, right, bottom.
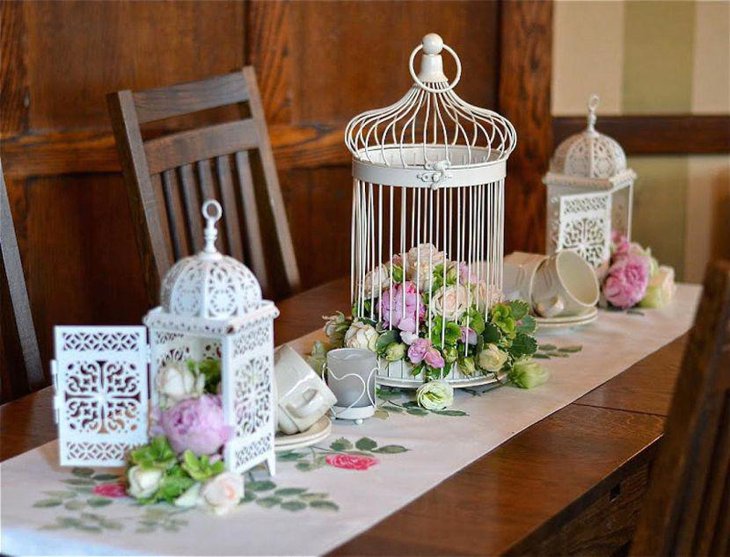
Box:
552, 0, 730, 282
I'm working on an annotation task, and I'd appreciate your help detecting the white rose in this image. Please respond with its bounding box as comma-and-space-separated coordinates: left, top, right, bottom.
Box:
400, 331, 419, 345
405, 244, 445, 289
478, 344, 508, 372
472, 281, 504, 312
639, 265, 676, 309
416, 380, 454, 410
127, 465, 163, 499
430, 285, 470, 321
360, 265, 390, 299
156, 362, 205, 409
201, 472, 244, 516
344, 321, 379, 351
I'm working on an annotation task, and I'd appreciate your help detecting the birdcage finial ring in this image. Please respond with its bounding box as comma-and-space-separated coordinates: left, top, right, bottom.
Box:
409, 38, 462, 94
201, 199, 223, 254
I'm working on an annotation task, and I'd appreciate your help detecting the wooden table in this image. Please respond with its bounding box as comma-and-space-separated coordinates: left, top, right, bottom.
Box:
0, 277, 686, 556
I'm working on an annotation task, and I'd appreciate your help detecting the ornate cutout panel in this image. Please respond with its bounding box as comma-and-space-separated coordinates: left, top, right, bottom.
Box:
53, 326, 149, 466
557, 191, 612, 268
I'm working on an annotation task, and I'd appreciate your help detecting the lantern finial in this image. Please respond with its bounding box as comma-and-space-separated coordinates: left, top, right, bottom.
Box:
201, 199, 223, 254
587, 94, 600, 132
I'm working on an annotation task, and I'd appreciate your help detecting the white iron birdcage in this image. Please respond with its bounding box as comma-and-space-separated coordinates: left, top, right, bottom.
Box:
543, 95, 636, 268
52, 200, 278, 476
345, 33, 516, 388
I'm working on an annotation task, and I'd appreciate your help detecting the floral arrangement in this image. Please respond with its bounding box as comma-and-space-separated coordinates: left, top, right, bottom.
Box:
600, 233, 676, 310
310, 243, 547, 410
124, 359, 244, 515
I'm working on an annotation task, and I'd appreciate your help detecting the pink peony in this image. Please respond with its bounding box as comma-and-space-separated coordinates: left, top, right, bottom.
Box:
378, 281, 425, 333
159, 394, 233, 455
325, 454, 378, 471
424, 348, 445, 369
407, 338, 432, 364
602, 254, 650, 309
92, 482, 127, 498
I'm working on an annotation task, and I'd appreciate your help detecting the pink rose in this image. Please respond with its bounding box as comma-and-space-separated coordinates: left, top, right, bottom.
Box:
612, 231, 630, 257
459, 263, 478, 284
92, 482, 127, 498
378, 281, 425, 333
602, 254, 650, 309
407, 338, 432, 364
460, 326, 477, 345
424, 348, 445, 369
160, 394, 233, 455
325, 454, 378, 471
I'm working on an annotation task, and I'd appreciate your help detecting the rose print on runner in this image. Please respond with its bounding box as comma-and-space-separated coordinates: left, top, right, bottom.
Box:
325, 454, 378, 471
92, 482, 127, 498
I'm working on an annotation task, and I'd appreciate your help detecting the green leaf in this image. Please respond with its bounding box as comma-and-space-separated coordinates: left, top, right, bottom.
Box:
375, 330, 399, 355
517, 314, 537, 334
309, 500, 339, 512
557, 345, 583, 353
281, 500, 307, 512
299, 492, 329, 501
329, 438, 353, 452
482, 322, 501, 343
241, 491, 257, 504
355, 437, 378, 451
432, 409, 468, 417
87, 498, 113, 508
509, 332, 538, 358
72, 467, 95, 478
277, 451, 306, 462
92, 474, 119, 482
43, 490, 77, 499
533, 353, 551, 359
295, 462, 314, 472
508, 299, 530, 320
538, 344, 557, 351
64, 500, 86, 510
372, 445, 408, 454
62, 478, 95, 486
382, 403, 404, 413
376, 387, 400, 400
248, 480, 277, 492
373, 409, 390, 420
274, 487, 308, 497
33, 498, 63, 508
256, 496, 282, 508
406, 407, 428, 416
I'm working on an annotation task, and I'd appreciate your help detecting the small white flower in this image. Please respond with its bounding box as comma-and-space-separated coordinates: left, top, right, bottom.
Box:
400, 331, 419, 345
405, 244, 446, 290
344, 321, 379, 352
359, 265, 391, 299
201, 472, 244, 516
477, 344, 508, 372
430, 285, 470, 321
416, 380, 454, 411
156, 362, 205, 409
127, 466, 163, 499
471, 281, 503, 312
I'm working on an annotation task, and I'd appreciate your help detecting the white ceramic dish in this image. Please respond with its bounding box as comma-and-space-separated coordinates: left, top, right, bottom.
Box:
275, 415, 332, 451
534, 307, 598, 329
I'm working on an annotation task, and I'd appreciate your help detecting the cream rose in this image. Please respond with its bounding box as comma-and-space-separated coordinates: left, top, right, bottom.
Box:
344, 321, 379, 351
127, 465, 163, 499
639, 265, 676, 309
430, 285, 470, 321
405, 244, 445, 289
416, 380, 454, 410
201, 472, 244, 515
477, 344, 508, 372
472, 281, 503, 312
360, 265, 390, 299
156, 362, 205, 409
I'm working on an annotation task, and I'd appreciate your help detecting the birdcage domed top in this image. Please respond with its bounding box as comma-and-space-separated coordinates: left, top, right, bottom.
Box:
550, 95, 628, 180
345, 33, 516, 186
158, 201, 262, 321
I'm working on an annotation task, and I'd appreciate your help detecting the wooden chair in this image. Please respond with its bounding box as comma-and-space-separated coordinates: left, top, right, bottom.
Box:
107, 68, 301, 306
631, 260, 730, 557
0, 159, 45, 402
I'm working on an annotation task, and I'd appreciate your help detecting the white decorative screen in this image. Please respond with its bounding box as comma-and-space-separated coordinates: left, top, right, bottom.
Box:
52, 326, 149, 466
557, 191, 612, 268
222, 316, 276, 476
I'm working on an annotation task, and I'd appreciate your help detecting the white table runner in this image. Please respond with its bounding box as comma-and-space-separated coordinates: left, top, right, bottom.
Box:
1, 285, 700, 556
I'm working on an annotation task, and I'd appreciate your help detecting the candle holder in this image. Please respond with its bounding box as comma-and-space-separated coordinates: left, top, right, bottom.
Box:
325, 348, 377, 424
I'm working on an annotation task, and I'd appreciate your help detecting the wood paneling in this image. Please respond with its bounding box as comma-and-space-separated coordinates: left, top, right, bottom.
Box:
1, 0, 552, 393
554, 115, 730, 155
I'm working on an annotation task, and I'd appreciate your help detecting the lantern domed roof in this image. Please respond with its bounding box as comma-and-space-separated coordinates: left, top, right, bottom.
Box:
159, 201, 262, 320
549, 95, 627, 180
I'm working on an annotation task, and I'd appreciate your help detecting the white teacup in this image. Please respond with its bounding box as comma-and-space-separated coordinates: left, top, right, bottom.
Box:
532, 250, 599, 318
274, 345, 337, 435
503, 252, 548, 301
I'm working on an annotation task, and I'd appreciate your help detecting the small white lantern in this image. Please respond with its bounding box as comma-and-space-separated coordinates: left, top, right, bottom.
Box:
52, 201, 278, 476
543, 95, 636, 268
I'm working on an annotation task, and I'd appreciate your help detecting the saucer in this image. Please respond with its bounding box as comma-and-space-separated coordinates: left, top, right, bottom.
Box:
534, 307, 598, 329
275, 415, 332, 451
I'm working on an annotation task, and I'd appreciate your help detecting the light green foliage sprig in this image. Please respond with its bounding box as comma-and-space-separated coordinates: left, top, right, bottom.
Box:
128, 437, 197, 505
181, 451, 225, 482
186, 358, 221, 394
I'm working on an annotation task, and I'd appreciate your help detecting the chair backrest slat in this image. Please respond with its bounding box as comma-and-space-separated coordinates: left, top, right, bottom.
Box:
631, 260, 730, 557
1, 159, 44, 402
108, 69, 300, 305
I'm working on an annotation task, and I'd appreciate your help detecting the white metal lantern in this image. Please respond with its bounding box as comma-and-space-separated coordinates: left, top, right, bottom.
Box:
345, 33, 516, 388
52, 200, 279, 476
543, 95, 636, 268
